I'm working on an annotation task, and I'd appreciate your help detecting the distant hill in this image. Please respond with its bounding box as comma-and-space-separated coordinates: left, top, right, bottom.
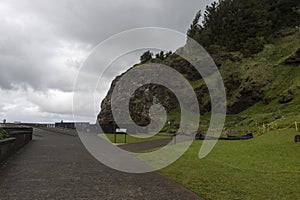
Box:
98, 0, 300, 131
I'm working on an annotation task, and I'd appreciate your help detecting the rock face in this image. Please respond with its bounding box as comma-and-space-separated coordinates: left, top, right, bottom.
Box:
97, 52, 263, 127
97, 54, 204, 127
284, 48, 300, 65
98, 81, 179, 126
97, 62, 180, 126
98, 46, 300, 128
227, 74, 268, 113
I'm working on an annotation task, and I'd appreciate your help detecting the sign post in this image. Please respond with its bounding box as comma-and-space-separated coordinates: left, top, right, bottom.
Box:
115, 128, 127, 143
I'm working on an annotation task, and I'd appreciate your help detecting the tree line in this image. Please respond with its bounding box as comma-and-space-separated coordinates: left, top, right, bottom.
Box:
187, 0, 300, 56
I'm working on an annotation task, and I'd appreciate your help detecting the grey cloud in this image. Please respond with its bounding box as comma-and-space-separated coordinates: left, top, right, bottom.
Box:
0, 0, 214, 122
12, 0, 210, 44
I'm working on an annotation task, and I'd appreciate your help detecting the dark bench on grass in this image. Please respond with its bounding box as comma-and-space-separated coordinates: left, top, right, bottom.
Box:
195, 133, 253, 140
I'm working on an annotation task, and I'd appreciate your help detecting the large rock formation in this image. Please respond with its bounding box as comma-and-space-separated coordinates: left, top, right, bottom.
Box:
98, 37, 300, 129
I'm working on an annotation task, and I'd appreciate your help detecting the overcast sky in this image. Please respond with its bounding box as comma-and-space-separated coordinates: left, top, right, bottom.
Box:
0, 0, 214, 123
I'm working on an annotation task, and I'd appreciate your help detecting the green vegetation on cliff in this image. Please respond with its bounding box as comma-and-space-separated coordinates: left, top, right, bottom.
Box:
98, 0, 300, 131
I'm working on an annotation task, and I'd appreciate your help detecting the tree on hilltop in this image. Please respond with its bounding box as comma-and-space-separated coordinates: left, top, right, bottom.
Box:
140, 50, 153, 63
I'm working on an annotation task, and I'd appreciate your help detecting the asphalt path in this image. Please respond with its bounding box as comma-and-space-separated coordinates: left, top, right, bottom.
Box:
0, 128, 202, 200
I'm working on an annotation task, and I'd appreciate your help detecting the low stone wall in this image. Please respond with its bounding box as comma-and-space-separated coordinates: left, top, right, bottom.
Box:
0, 126, 33, 163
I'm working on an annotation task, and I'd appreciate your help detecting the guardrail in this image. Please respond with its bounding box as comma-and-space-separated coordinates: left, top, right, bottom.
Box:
0, 126, 33, 163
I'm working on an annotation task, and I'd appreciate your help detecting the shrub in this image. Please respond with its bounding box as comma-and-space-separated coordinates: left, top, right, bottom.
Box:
0, 129, 8, 140
241, 38, 265, 57
140, 50, 153, 63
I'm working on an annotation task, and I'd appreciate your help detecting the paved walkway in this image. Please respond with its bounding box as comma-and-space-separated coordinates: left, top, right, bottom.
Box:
0, 128, 202, 200
118, 138, 173, 152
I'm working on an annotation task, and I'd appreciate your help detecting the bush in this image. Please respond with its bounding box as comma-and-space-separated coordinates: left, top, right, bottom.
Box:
0, 129, 8, 140
241, 38, 265, 57
140, 50, 153, 63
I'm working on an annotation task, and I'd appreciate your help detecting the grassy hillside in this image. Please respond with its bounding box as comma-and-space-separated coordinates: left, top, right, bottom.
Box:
161, 29, 300, 131
223, 29, 300, 129
98, 29, 300, 137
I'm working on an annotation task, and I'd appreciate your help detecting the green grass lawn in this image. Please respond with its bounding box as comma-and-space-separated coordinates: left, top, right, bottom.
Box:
99, 133, 171, 144
160, 129, 300, 200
